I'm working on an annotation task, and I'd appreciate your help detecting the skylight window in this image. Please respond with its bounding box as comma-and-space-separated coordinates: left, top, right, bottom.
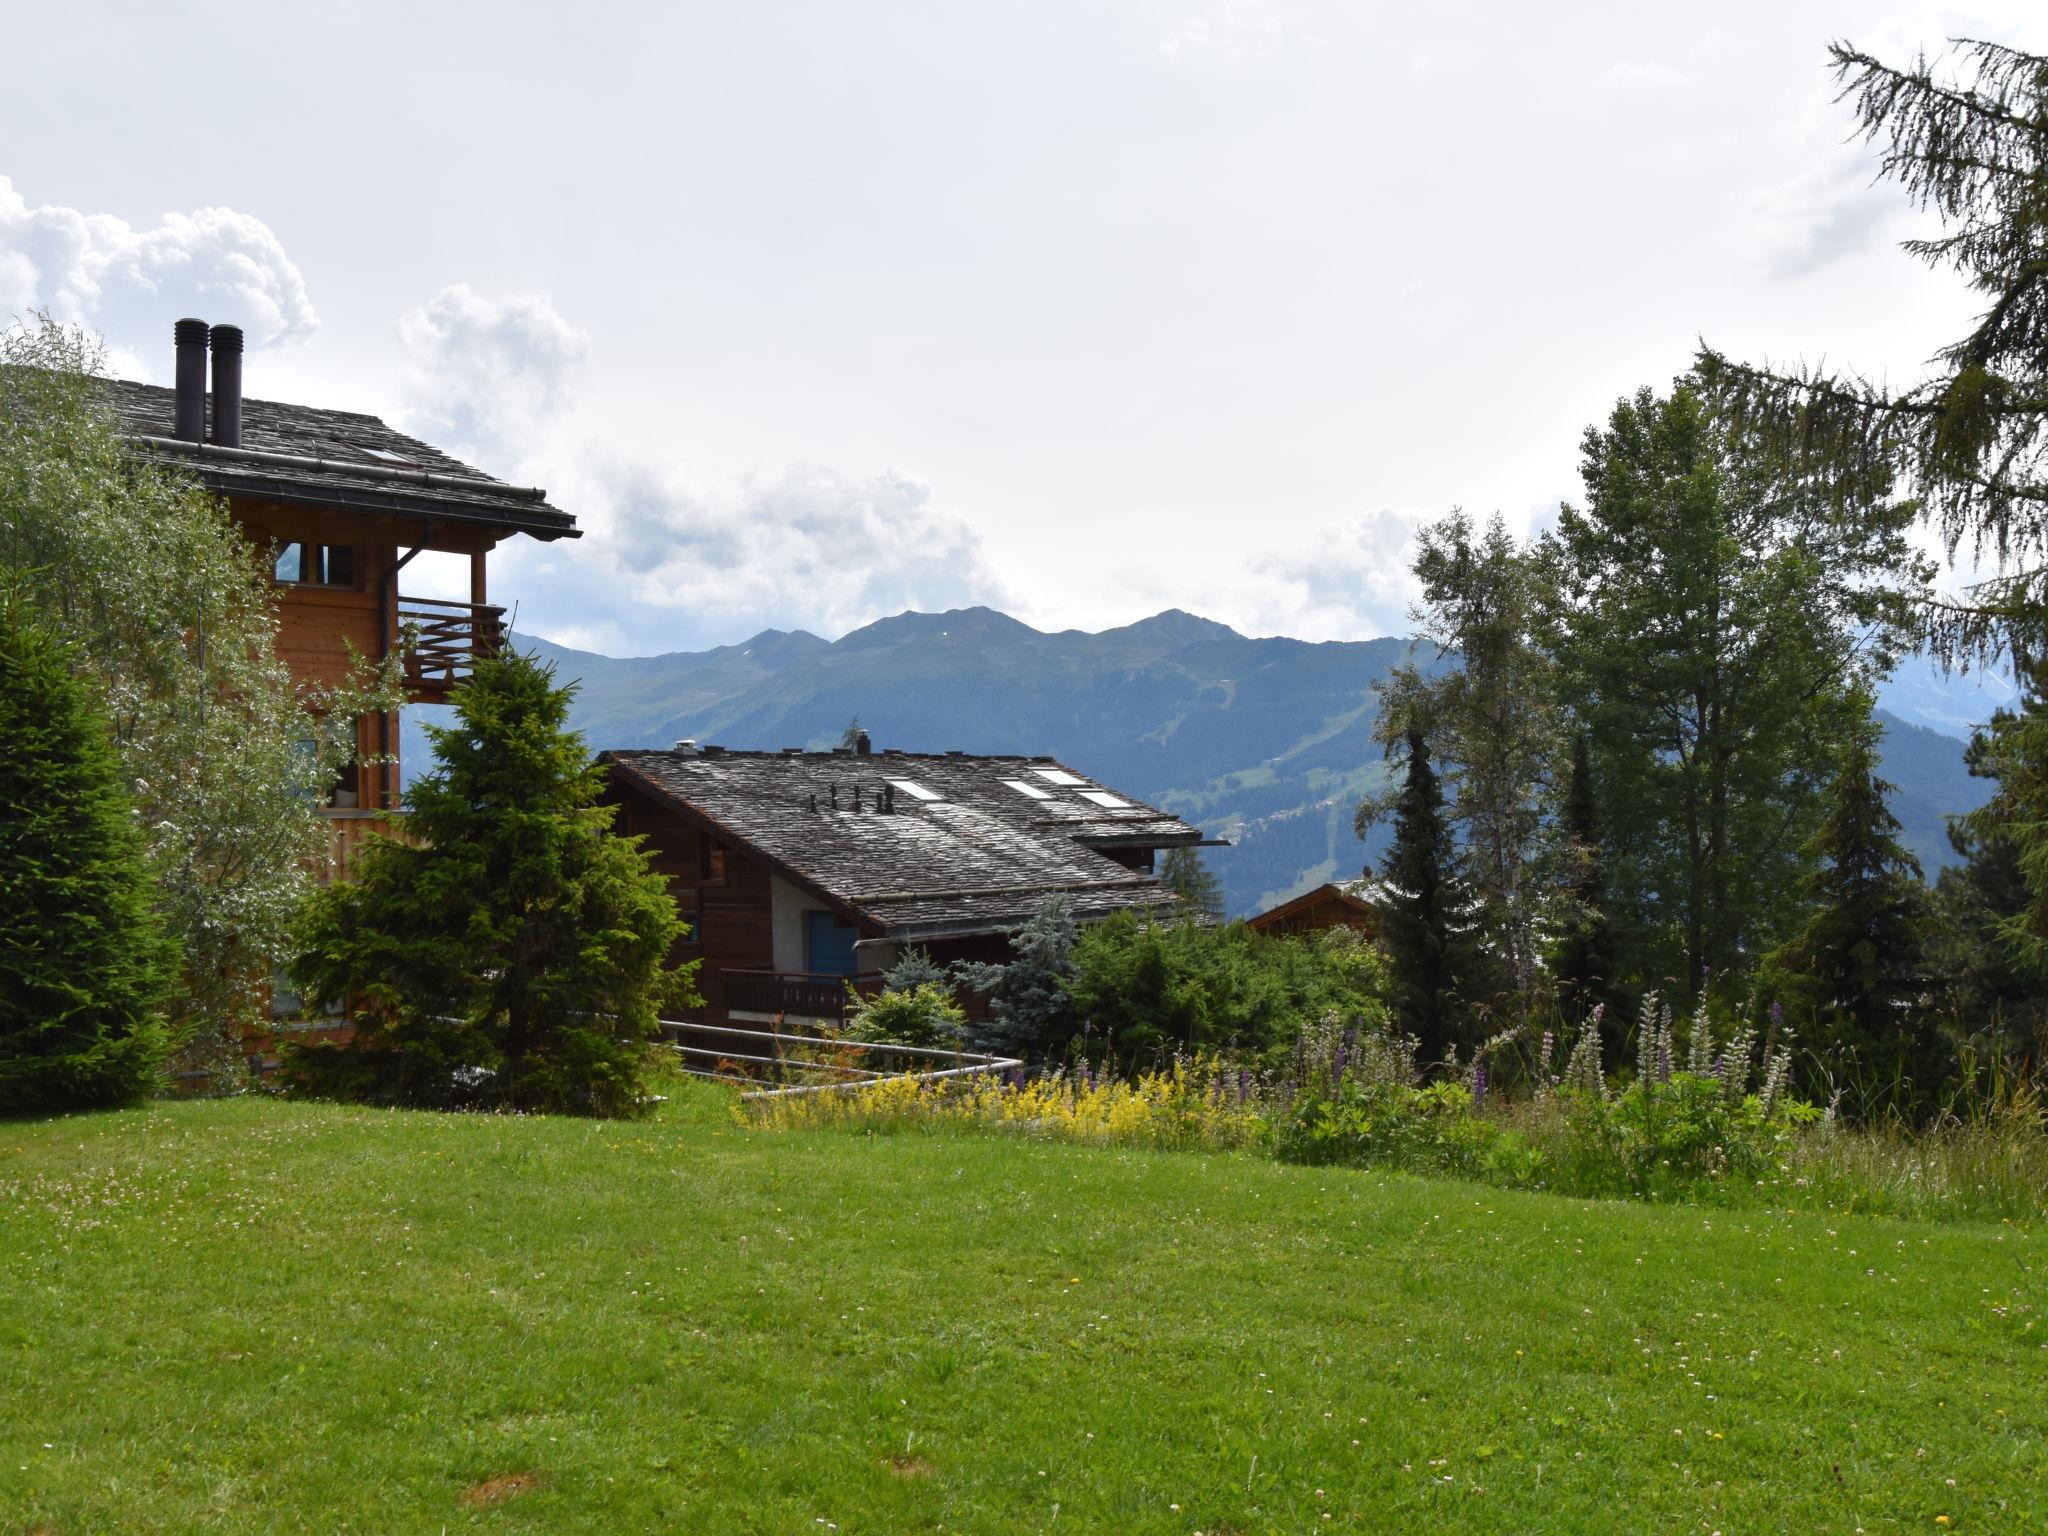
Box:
1031, 768, 1086, 786
1001, 778, 1052, 800
1079, 790, 1131, 809
362, 447, 418, 465
886, 778, 942, 802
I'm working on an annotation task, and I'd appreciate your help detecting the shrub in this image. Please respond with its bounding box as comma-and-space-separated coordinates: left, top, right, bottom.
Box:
1065, 912, 1387, 1064
953, 896, 1079, 1061
0, 595, 174, 1112
845, 982, 967, 1050
283, 651, 695, 1117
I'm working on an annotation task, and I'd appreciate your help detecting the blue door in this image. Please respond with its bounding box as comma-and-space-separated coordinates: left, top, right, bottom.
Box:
805, 911, 860, 976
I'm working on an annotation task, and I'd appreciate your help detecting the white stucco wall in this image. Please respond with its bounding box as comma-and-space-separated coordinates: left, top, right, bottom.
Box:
769, 871, 895, 975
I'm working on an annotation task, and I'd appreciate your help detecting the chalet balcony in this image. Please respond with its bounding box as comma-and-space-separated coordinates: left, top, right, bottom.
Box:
397, 594, 506, 703
724, 969, 885, 1025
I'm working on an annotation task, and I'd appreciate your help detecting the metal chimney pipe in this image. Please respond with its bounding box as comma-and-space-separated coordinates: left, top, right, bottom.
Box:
208, 324, 244, 447
854, 729, 872, 756
173, 319, 208, 441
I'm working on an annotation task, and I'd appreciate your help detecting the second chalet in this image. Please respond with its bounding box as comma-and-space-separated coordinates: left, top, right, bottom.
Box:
603, 737, 1217, 1029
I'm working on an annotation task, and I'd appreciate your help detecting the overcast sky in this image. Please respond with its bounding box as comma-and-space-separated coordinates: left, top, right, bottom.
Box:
4, 0, 2040, 655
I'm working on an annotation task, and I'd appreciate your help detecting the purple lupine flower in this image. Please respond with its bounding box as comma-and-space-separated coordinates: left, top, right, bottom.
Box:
1707, 1051, 1726, 1082
1657, 1036, 1672, 1083
1770, 999, 1784, 1030
1332, 1044, 1349, 1095
1236, 1068, 1251, 1105
1007, 1065, 1026, 1090
1471, 1060, 1487, 1111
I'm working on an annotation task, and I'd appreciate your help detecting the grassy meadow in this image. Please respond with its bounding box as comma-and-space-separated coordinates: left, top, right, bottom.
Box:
2, 1084, 2042, 1534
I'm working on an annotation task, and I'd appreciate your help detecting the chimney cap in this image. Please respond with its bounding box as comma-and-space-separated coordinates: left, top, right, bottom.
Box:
175, 317, 209, 344
208, 323, 244, 353
672, 738, 699, 755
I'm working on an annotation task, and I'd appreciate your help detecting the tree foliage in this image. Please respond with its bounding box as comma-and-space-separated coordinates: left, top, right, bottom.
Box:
1544, 383, 1926, 997
1767, 716, 1944, 1107
954, 895, 1079, 1062
1064, 913, 1386, 1065
1365, 723, 1481, 1062
1698, 39, 2048, 666
1159, 845, 1226, 922
1697, 39, 2048, 977
1369, 512, 1561, 1008
0, 595, 175, 1112
1550, 731, 1625, 1037
0, 318, 399, 1071
285, 651, 693, 1116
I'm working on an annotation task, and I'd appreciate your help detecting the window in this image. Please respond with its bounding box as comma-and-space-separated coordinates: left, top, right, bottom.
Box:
805, 911, 860, 976
1079, 790, 1131, 809
886, 778, 941, 801
1031, 768, 1087, 786
1001, 778, 1052, 800
274, 542, 356, 587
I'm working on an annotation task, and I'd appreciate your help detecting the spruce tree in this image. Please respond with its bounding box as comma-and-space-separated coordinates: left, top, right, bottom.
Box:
1159, 845, 1225, 922
1551, 731, 1623, 1039
0, 595, 173, 1112
952, 895, 1079, 1062
286, 650, 693, 1117
1371, 723, 1474, 1064
1770, 722, 1942, 1107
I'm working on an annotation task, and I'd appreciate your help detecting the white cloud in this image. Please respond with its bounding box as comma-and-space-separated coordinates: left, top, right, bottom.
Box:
502, 453, 1013, 655
401, 283, 1010, 653
1162, 0, 1282, 62
0, 174, 316, 374
1599, 60, 1687, 93
396, 283, 590, 472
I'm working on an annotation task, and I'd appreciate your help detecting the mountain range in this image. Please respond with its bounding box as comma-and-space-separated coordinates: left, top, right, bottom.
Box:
403, 607, 1998, 918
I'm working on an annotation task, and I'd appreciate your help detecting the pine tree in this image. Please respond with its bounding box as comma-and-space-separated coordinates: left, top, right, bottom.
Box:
1770, 722, 1942, 1107
285, 650, 694, 1117
1550, 731, 1623, 1037
953, 895, 1079, 1062
0, 594, 173, 1112
1371, 723, 1476, 1064
1159, 845, 1225, 922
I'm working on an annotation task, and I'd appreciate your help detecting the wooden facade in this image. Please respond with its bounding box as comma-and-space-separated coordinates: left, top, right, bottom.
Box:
1245, 882, 1379, 940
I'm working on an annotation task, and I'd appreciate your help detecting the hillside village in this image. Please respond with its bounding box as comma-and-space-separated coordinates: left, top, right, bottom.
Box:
3, 19, 2047, 1536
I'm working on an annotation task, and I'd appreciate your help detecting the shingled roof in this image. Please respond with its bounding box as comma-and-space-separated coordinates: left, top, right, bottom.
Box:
100, 378, 577, 541
605, 747, 1214, 941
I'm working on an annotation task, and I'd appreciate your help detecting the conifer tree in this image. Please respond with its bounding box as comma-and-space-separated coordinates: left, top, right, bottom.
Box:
1370, 723, 1475, 1063
1769, 721, 1942, 1106
286, 651, 693, 1117
1551, 731, 1623, 1038
953, 895, 1079, 1062
1159, 845, 1226, 922
1700, 40, 2048, 969
0, 594, 173, 1112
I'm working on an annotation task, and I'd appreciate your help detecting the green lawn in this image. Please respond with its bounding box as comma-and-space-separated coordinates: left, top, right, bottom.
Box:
1, 1090, 2041, 1534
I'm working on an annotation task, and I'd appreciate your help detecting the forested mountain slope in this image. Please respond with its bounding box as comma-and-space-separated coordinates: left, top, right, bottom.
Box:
402, 608, 1990, 916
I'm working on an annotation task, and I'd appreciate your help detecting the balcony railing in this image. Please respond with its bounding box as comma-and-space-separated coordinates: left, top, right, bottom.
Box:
724, 969, 885, 1023
397, 595, 505, 696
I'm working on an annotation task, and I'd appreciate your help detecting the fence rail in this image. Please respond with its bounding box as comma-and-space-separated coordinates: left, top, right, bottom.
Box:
661, 1018, 1020, 1100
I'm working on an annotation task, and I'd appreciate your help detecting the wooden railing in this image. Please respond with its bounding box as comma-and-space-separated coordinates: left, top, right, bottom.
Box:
397, 595, 505, 694
316, 809, 407, 883
724, 969, 885, 1022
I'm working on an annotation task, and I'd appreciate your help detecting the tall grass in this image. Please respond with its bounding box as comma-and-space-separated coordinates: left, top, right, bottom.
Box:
747, 1009, 2048, 1225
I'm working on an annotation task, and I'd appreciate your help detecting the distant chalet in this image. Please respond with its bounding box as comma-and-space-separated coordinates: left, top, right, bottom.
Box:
603, 740, 1221, 1028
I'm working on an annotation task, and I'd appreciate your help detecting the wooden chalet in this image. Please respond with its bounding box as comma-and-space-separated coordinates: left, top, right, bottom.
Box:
1246, 881, 1378, 939
602, 740, 1218, 1029
108, 319, 578, 877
